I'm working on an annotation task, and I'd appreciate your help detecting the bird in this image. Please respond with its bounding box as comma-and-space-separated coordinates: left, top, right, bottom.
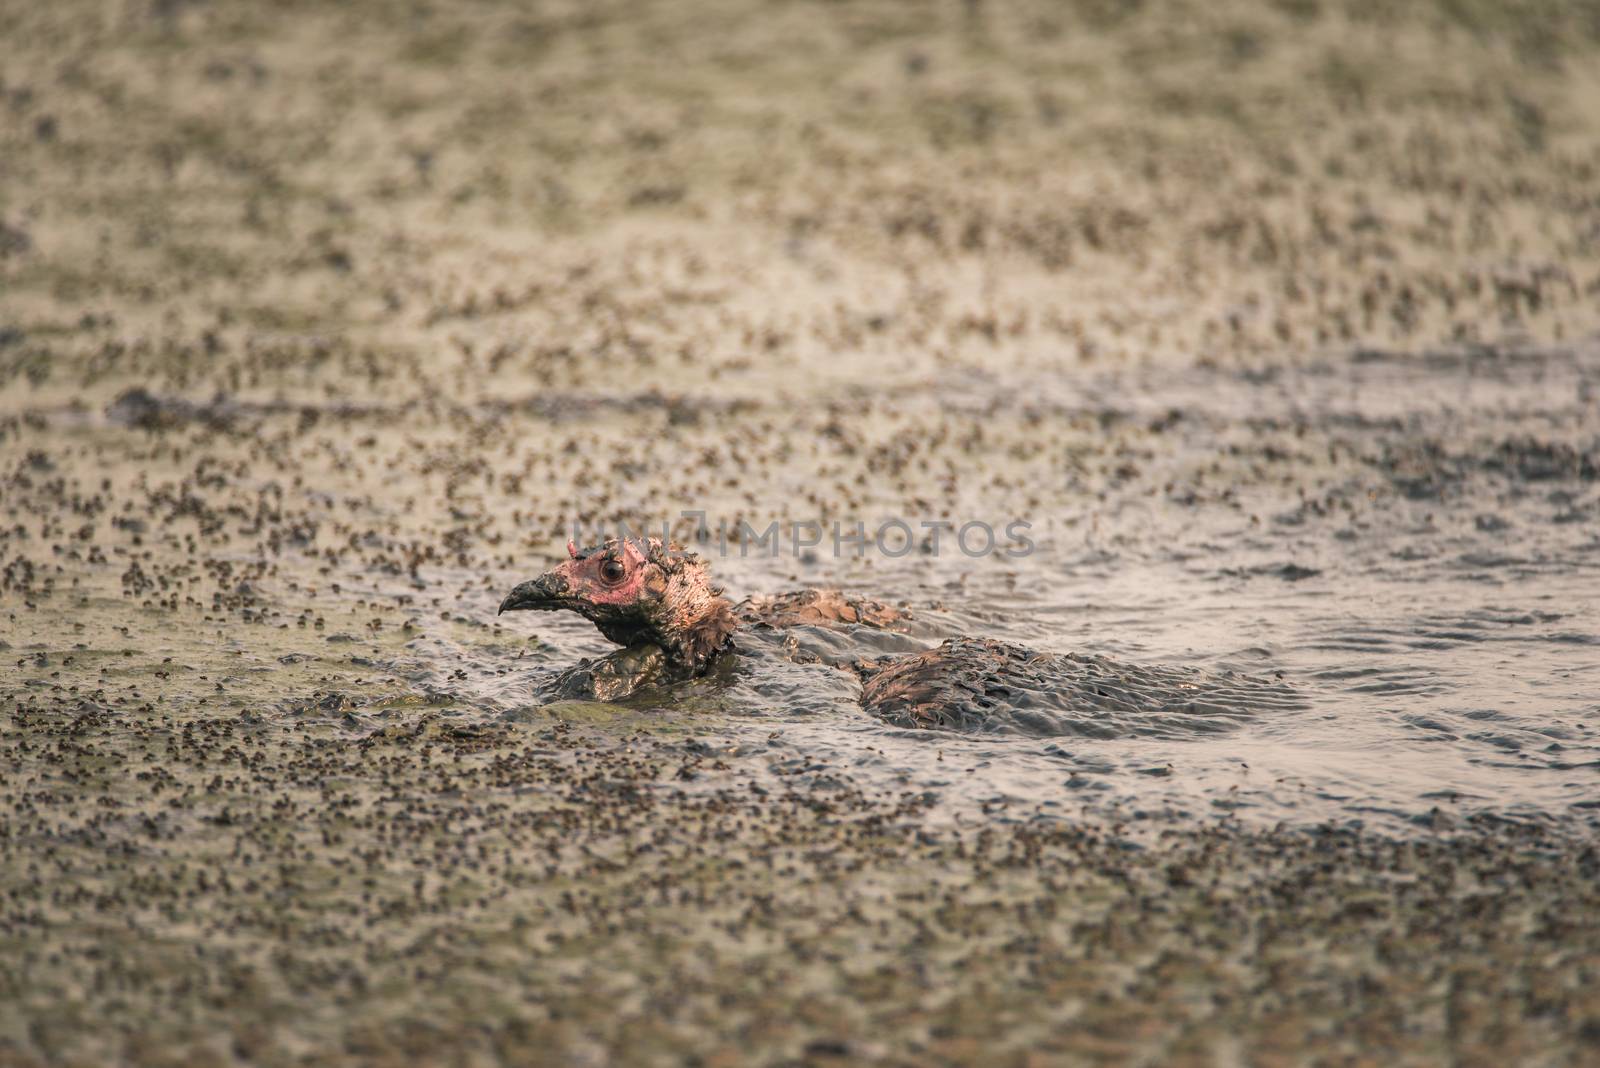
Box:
499, 536, 1301, 733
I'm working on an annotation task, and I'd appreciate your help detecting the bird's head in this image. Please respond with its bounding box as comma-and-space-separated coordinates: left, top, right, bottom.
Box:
499, 536, 735, 672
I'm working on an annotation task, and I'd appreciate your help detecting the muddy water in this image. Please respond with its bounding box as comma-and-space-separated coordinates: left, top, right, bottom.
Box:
7, 0, 1600, 1063
396, 342, 1598, 836
17, 347, 1594, 837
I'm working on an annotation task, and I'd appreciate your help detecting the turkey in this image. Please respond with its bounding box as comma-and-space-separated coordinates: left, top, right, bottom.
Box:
499, 537, 1301, 733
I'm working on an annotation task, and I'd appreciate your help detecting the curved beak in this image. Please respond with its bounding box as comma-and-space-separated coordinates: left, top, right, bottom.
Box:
498, 572, 569, 615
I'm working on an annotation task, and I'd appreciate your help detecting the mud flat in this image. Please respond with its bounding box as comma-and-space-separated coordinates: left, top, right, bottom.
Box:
5, 0, 1600, 1063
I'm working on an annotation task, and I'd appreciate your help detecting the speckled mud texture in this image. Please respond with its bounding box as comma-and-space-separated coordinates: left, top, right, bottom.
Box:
5, 0, 1600, 1064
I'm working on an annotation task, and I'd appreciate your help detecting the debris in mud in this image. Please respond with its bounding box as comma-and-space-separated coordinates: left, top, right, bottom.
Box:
1371, 435, 1600, 498
105, 388, 238, 431
1222, 562, 1323, 581
0, 221, 29, 257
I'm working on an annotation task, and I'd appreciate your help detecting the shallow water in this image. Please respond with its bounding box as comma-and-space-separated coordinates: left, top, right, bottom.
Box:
26, 341, 1573, 839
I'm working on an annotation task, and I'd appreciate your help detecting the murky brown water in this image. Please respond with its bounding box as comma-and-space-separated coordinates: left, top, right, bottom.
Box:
6, 1, 1600, 1064
374, 342, 1598, 837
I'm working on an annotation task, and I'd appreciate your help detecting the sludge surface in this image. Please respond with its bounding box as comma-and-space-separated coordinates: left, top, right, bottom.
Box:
6, 0, 1600, 1064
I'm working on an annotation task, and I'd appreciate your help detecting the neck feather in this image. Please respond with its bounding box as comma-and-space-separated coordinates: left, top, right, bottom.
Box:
653, 573, 735, 672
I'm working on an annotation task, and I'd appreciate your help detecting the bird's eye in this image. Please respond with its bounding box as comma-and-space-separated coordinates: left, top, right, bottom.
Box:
599, 559, 626, 584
